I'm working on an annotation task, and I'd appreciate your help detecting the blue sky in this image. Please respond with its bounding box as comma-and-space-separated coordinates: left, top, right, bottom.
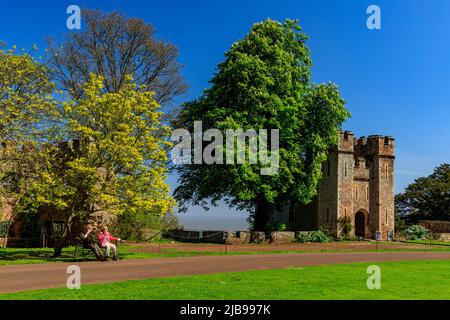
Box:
1, 0, 449, 229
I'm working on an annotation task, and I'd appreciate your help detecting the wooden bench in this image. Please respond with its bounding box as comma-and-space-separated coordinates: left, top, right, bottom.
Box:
73, 238, 120, 261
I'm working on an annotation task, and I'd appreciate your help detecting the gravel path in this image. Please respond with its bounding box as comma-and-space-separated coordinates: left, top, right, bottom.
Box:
1, 251, 450, 294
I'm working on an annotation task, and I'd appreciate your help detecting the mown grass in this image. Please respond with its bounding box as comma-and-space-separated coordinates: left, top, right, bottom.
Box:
2, 260, 450, 300
403, 240, 450, 246
0, 245, 161, 265
0, 242, 448, 266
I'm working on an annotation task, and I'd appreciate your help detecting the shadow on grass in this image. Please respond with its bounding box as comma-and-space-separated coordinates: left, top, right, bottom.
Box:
0, 247, 100, 264
2, 242, 449, 266
0, 245, 167, 265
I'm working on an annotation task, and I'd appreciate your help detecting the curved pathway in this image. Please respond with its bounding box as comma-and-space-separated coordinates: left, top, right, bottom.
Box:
1, 251, 450, 294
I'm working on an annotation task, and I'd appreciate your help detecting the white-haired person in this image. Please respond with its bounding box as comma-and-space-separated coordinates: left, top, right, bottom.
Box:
98, 225, 122, 261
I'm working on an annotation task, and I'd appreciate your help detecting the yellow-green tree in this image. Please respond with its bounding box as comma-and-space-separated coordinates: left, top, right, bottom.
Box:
0, 48, 56, 140
33, 75, 175, 256
0, 48, 58, 246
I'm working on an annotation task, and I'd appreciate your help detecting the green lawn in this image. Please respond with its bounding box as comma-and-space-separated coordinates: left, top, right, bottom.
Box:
0, 245, 236, 265
404, 240, 450, 246
1, 242, 449, 266
0, 245, 170, 265
2, 260, 450, 300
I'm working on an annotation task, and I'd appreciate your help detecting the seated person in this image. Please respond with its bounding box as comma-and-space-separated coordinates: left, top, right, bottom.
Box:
80, 225, 104, 261
98, 225, 122, 261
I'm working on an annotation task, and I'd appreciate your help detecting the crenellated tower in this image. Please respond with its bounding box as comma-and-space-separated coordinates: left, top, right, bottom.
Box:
366, 135, 395, 239
314, 131, 395, 240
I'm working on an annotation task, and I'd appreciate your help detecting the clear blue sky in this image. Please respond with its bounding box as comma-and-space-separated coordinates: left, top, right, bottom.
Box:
2, 0, 449, 229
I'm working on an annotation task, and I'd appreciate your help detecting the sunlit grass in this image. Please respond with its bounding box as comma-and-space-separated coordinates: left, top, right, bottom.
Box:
3, 260, 450, 300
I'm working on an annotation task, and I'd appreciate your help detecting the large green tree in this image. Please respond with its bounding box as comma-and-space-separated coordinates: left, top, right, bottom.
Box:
173, 19, 349, 230
396, 163, 450, 223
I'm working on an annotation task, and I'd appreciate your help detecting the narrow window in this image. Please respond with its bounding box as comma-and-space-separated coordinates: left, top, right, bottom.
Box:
356, 187, 359, 200
326, 208, 330, 223
385, 164, 389, 180
386, 210, 388, 225
345, 162, 347, 177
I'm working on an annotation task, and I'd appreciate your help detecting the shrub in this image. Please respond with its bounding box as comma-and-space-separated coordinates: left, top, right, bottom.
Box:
266, 219, 287, 232
111, 211, 180, 241
319, 225, 337, 239
337, 216, 353, 238
402, 224, 430, 240
297, 230, 331, 243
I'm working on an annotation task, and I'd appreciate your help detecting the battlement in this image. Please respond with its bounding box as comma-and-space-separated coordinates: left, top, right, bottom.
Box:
337, 131, 355, 152
365, 135, 395, 157
337, 131, 395, 158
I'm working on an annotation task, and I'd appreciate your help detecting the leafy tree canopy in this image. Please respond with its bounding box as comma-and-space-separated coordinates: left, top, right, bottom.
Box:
396, 163, 450, 223
173, 19, 350, 230
0, 48, 56, 142
0, 49, 58, 209
47, 9, 187, 105
34, 74, 175, 220
0, 48, 60, 245
0, 8, 185, 252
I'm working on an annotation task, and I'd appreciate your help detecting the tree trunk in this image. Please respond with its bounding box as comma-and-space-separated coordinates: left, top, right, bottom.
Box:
53, 238, 66, 258
253, 199, 271, 231
53, 219, 72, 258
2, 203, 18, 249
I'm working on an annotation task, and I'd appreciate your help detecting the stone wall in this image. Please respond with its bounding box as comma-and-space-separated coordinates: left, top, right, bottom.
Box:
227, 231, 251, 244
269, 231, 295, 244
437, 233, 450, 241
317, 151, 339, 234
163, 230, 300, 244
163, 230, 203, 243
419, 221, 450, 234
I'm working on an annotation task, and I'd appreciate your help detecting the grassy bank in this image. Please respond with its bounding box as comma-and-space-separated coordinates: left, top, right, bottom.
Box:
0, 242, 449, 266
2, 260, 450, 300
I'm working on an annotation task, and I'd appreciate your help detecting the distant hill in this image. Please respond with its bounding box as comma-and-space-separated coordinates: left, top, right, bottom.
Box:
177, 215, 250, 231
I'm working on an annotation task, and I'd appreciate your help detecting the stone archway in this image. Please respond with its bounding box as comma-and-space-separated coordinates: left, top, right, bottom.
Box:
355, 211, 367, 238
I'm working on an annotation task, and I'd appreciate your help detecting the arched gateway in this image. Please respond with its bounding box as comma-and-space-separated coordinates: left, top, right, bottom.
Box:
355, 211, 367, 238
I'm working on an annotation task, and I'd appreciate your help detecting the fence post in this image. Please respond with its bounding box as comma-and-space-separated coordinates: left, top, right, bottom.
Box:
223, 232, 228, 254
429, 222, 432, 245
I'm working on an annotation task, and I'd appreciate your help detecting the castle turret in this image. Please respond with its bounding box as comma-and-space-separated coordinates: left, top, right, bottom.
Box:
317, 131, 355, 236
277, 130, 395, 241
337, 131, 355, 226
316, 132, 395, 239
367, 135, 395, 240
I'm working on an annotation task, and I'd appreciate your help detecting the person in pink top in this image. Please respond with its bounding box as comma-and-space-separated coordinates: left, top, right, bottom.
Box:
98, 226, 121, 261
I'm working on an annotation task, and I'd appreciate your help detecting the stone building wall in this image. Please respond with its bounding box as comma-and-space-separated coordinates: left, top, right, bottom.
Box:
419, 220, 450, 233
316, 151, 339, 234
336, 132, 356, 223
366, 135, 395, 240
276, 131, 395, 241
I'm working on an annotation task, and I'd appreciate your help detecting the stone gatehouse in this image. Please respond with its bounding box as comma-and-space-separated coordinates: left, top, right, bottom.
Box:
276, 131, 395, 240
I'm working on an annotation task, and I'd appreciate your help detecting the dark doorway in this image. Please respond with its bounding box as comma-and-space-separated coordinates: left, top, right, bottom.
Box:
355, 211, 366, 238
